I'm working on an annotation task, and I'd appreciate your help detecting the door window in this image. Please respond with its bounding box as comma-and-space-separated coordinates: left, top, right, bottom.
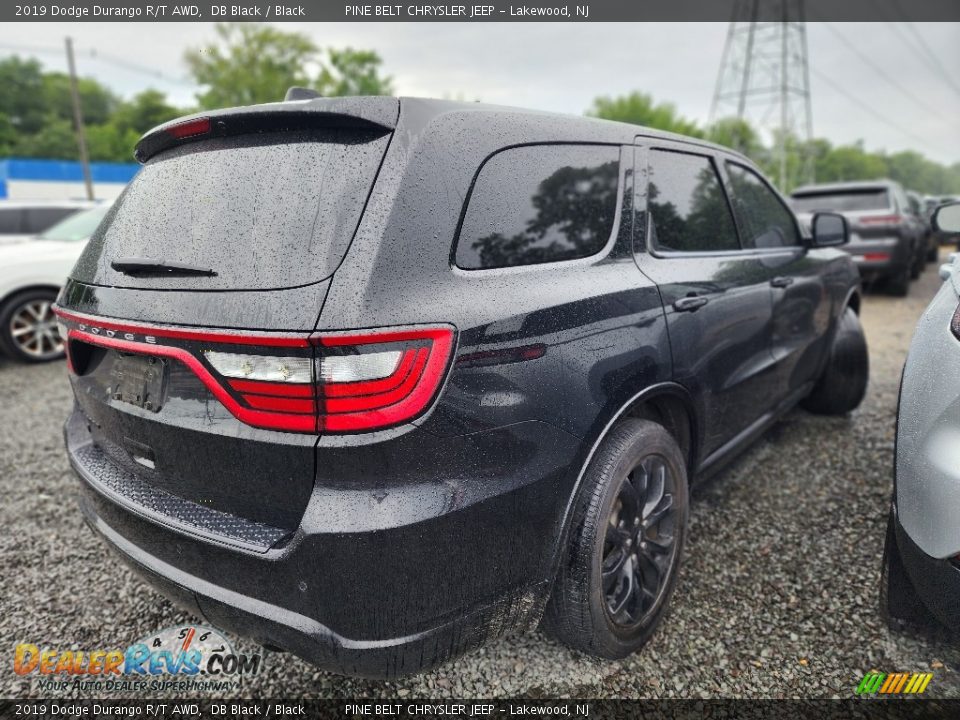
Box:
647, 150, 739, 253
725, 162, 801, 249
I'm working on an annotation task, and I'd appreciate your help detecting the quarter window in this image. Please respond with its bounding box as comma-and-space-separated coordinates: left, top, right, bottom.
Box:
456, 144, 620, 270
725, 162, 801, 249
647, 150, 739, 253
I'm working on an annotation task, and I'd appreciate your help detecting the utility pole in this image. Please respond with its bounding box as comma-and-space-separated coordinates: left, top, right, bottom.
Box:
65, 36, 95, 201
709, 0, 814, 191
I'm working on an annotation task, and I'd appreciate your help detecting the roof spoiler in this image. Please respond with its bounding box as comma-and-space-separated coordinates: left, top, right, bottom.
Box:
134, 95, 399, 162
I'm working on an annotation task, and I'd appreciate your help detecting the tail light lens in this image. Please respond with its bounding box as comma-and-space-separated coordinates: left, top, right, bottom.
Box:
863, 252, 891, 261
204, 328, 455, 432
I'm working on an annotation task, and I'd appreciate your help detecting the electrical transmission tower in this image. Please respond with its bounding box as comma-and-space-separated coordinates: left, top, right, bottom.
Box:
710, 0, 814, 191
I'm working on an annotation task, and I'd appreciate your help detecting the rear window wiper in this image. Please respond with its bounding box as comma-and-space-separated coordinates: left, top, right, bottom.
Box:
111, 257, 218, 277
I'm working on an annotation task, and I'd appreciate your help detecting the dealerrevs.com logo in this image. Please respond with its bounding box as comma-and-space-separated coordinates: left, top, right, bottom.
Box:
14, 625, 264, 693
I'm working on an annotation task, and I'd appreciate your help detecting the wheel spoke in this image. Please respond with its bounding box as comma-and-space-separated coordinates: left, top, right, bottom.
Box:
608, 562, 635, 617
644, 534, 674, 556
643, 493, 674, 529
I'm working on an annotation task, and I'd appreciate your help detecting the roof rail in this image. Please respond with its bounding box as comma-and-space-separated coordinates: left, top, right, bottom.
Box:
285, 87, 322, 102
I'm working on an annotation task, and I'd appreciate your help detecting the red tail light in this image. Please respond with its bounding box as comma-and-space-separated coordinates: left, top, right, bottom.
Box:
166, 117, 211, 140
53, 308, 455, 434
864, 252, 891, 261
858, 214, 903, 226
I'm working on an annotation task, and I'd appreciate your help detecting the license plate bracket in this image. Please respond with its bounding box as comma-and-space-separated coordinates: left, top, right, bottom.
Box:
110, 354, 168, 413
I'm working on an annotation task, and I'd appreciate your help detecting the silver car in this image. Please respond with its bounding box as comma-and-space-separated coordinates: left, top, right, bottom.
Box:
882, 202, 960, 629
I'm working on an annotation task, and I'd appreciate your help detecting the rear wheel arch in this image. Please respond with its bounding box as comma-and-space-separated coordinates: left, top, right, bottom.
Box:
546, 383, 699, 586
0, 284, 62, 311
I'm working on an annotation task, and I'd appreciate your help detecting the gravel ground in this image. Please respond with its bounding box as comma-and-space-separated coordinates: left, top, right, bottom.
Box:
2, 252, 958, 700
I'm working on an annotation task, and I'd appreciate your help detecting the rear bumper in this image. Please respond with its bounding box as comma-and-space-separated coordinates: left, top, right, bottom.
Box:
845, 236, 910, 276
66, 407, 580, 678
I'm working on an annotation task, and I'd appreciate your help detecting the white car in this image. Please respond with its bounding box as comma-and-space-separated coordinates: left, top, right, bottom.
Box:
0, 204, 111, 363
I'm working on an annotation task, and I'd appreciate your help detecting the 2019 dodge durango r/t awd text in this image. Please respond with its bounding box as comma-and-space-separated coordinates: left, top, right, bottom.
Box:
55, 94, 868, 678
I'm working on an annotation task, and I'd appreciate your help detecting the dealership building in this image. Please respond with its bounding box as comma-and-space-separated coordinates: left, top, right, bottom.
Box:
0, 158, 138, 200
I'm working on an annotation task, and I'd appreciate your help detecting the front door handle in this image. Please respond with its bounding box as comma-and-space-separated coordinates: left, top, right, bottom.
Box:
771, 276, 795, 288
673, 296, 709, 312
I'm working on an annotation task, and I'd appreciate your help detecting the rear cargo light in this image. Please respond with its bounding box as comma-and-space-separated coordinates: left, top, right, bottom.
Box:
859, 214, 903, 226
53, 307, 455, 434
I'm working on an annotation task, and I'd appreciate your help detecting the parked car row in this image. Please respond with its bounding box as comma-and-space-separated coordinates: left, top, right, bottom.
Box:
789, 179, 937, 297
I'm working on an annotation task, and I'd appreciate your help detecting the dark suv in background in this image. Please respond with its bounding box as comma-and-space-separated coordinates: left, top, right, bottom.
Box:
55, 94, 867, 677
790, 180, 924, 296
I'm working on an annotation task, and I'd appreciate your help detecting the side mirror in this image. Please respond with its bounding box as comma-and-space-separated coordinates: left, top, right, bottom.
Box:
933, 202, 960, 234
811, 212, 848, 247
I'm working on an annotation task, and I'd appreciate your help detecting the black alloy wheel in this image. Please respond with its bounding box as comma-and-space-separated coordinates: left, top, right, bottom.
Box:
602, 454, 680, 627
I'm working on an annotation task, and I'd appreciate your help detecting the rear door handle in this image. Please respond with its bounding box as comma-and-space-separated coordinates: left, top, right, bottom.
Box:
673, 296, 709, 312
770, 276, 795, 288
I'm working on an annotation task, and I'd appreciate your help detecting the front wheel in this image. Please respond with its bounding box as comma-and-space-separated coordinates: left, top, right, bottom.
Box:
801, 306, 868, 415
542, 419, 688, 659
0, 289, 65, 363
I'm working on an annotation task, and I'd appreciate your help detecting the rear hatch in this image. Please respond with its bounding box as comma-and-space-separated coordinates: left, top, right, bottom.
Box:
59, 99, 397, 545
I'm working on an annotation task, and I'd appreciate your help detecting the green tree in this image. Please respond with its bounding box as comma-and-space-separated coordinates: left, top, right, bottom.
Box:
184, 23, 393, 109
185, 23, 318, 108
9, 117, 78, 159
0, 56, 48, 134
589, 92, 703, 138
112, 89, 182, 135
316, 48, 393, 97
41, 72, 118, 126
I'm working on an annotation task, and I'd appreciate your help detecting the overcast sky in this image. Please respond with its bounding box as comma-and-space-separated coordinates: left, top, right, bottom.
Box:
3, 22, 959, 164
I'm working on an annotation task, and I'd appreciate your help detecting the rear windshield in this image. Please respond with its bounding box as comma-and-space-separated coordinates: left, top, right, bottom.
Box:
73, 128, 389, 290
790, 189, 890, 213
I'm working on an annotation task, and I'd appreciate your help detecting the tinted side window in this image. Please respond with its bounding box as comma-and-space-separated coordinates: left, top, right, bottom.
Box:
23, 207, 74, 234
0, 208, 24, 234
647, 150, 739, 253
456, 144, 620, 270
725, 163, 801, 249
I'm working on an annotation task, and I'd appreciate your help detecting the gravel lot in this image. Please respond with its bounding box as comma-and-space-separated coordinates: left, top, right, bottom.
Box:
3, 252, 958, 700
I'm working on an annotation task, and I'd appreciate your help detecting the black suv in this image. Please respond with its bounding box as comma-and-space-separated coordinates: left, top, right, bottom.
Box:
56, 95, 867, 678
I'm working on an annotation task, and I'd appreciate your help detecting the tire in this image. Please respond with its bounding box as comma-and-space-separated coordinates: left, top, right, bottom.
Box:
910, 253, 922, 280
0, 288, 65, 363
926, 242, 939, 263
880, 509, 933, 631
801, 306, 868, 415
542, 418, 688, 659
886, 263, 910, 297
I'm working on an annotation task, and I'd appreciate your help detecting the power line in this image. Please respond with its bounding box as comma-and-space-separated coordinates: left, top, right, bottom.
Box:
899, 22, 960, 97
0, 42, 194, 88
820, 23, 942, 116
809, 64, 941, 156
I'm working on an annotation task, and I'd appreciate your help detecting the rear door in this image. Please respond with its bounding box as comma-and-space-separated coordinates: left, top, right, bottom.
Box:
721, 159, 828, 394
633, 142, 779, 460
